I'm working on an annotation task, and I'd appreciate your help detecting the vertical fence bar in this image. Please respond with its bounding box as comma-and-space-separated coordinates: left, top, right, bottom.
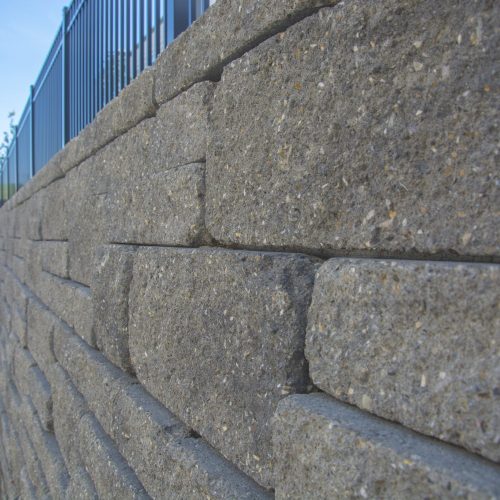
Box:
62, 8, 68, 145
154, 0, 160, 59
126, 0, 131, 84
139, 0, 145, 71
14, 127, 18, 191
132, 0, 137, 78
29, 85, 35, 178
147, 0, 152, 66
120, 0, 125, 90
114, 0, 119, 95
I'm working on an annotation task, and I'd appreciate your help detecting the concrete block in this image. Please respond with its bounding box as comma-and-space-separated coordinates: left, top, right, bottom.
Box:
66, 467, 99, 500
13, 346, 53, 431
78, 413, 149, 500
129, 247, 318, 487
92, 245, 137, 372
154, 0, 341, 104
207, 0, 500, 258
19, 396, 69, 499
54, 325, 271, 499
11, 305, 27, 347
37, 271, 94, 346
104, 163, 208, 246
27, 298, 58, 379
16, 420, 50, 498
18, 192, 43, 241
20, 467, 39, 500
40, 241, 69, 278
66, 159, 107, 286
273, 393, 500, 499
52, 363, 90, 473
42, 178, 69, 240
306, 259, 500, 461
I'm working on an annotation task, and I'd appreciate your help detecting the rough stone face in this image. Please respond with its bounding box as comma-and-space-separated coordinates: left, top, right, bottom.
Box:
92, 245, 137, 372
207, 0, 500, 258
306, 258, 500, 462
27, 299, 57, 378
13, 346, 52, 431
41, 178, 69, 241
104, 163, 208, 246
273, 393, 500, 500
154, 0, 341, 104
129, 247, 319, 487
37, 271, 94, 346
40, 241, 69, 278
54, 316, 272, 499
78, 414, 149, 500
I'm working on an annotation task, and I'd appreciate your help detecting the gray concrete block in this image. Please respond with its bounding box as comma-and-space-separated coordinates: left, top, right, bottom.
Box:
273, 393, 500, 499
16, 420, 51, 499
37, 271, 95, 346
27, 298, 58, 379
41, 241, 69, 278
104, 163, 208, 246
207, 0, 500, 258
17, 193, 43, 241
306, 259, 500, 461
11, 305, 27, 347
78, 413, 149, 500
13, 346, 53, 431
20, 467, 39, 500
42, 178, 70, 241
92, 245, 136, 372
65, 467, 99, 500
154, 0, 341, 105
129, 247, 318, 487
55, 324, 272, 499
17, 395, 69, 499
66, 159, 107, 286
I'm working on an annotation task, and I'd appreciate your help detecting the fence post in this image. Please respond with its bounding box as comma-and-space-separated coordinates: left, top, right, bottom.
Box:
29, 85, 35, 178
14, 126, 18, 191
62, 7, 69, 146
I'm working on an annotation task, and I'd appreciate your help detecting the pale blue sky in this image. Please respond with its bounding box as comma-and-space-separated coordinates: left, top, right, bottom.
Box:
0, 0, 68, 137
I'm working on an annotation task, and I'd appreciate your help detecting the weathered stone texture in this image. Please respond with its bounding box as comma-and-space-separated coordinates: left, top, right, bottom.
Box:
207, 0, 500, 258
273, 393, 500, 500
104, 163, 208, 246
92, 245, 137, 372
129, 247, 318, 487
306, 258, 500, 461
40, 240, 69, 278
155, 0, 341, 104
54, 323, 270, 499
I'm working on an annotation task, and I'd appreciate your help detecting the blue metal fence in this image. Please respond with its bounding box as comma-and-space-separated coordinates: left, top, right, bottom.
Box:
0, 0, 211, 206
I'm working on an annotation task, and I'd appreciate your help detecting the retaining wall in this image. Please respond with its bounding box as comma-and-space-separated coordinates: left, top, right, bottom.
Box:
0, 0, 499, 498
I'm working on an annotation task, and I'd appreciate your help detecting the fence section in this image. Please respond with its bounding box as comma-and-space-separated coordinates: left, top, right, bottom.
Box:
0, 0, 212, 206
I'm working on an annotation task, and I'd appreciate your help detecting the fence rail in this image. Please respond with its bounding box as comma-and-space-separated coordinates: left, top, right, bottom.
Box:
0, 0, 212, 206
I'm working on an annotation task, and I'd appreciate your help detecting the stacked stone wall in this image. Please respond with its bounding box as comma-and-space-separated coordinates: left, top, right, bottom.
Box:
0, 0, 499, 497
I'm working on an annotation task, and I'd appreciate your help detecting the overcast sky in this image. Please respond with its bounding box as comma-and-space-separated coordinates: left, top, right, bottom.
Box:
0, 0, 68, 138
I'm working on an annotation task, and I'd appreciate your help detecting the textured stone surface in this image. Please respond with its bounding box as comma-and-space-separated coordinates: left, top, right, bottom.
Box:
78, 413, 149, 500
129, 247, 318, 487
273, 393, 500, 499
104, 163, 208, 246
207, 0, 500, 258
40, 241, 69, 278
27, 299, 57, 378
92, 245, 137, 372
37, 271, 94, 346
54, 322, 272, 499
306, 258, 500, 461
13, 346, 52, 431
41, 178, 69, 241
155, 0, 341, 104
